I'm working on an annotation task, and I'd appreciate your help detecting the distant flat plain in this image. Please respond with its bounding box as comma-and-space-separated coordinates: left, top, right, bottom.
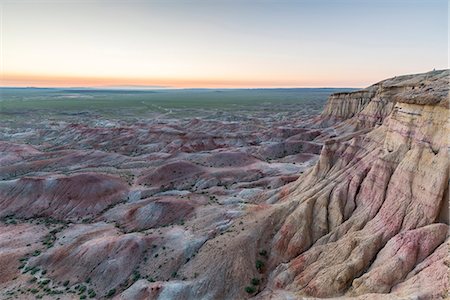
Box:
0, 88, 355, 121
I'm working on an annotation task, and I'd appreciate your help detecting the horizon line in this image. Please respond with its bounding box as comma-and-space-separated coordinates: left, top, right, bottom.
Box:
2, 69, 443, 90
0, 85, 360, 90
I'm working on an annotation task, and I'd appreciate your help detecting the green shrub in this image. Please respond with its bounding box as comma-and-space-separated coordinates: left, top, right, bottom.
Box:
251, 277, 260, 285
255, 260, 264, 271
78, 285, 87, 293
245, 286, 256, 294
88, 289, 96, 298
132, 271, 141, 282
106, 289, 116, 298
23, 266, 32, 273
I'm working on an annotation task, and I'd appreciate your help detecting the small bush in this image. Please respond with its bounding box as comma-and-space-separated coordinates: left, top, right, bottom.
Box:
132, 271, 141, 282
255, 260, 264, 271
88, 289, 96, 298
251, 277, 260, 285
30, 267, 40, 275
106, 289, 116, 298
245, 286, 256, 294
258, 250, 267, 257
78, 285, 87, 294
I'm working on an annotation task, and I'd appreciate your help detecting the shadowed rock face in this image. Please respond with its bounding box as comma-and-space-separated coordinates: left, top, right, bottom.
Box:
0, 70, 448, 300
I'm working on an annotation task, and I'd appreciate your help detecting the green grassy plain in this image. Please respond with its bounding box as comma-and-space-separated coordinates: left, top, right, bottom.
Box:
0, 87, 355, 121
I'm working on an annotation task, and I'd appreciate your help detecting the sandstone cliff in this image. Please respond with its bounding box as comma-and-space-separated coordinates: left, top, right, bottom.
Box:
318, 70, 448, 133
257, 69, 449, 299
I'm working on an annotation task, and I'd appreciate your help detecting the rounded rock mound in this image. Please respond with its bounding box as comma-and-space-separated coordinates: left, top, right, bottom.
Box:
0, 173, 129, 220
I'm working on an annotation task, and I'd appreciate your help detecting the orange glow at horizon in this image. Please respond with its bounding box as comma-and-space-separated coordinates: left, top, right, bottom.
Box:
0, 73, 370, 89
1, 2, 447, 90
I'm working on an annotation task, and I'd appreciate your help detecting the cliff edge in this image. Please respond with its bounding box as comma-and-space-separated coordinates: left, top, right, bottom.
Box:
259, 69, 449, 299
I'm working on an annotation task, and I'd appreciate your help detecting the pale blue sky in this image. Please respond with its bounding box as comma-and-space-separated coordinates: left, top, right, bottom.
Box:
2, 0, 448, 87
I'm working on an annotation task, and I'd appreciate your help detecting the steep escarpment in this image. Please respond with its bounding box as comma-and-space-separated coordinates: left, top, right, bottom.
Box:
318, 88, 376, 125
318, 70, 448, 133
257, 69, 449, 299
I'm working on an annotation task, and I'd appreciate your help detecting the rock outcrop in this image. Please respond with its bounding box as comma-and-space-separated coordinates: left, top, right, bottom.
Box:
318, 70, 448, 133
258, 69, 449, 299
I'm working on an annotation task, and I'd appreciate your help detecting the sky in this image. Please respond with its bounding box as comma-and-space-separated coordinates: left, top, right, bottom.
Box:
0, 0, 448, 88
